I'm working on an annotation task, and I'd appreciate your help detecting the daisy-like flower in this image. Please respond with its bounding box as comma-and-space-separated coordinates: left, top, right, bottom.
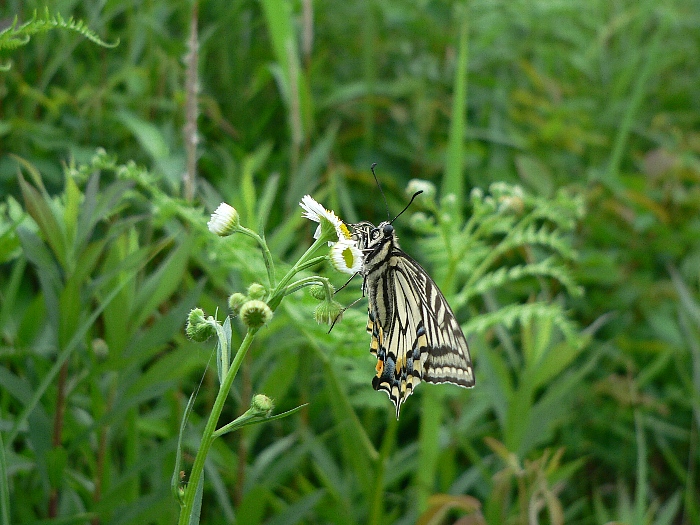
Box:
330, 238, 363, 274
300, 195, 351, 245
208, 203, 240, 236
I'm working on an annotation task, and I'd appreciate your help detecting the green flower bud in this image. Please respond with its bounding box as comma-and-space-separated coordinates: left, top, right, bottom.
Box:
186, 308, 217, 342
240, 300, 273, 329
228, 292, 247, 315
309, 283, 332, 301
314, 299, 344, 325
250, 394, 274, 417
247, 282, 266, 300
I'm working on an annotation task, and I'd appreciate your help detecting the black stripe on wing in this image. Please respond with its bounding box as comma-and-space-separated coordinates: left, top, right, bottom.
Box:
370, 249, 474, 418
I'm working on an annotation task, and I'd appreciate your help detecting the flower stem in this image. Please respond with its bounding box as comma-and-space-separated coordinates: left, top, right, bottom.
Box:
239, 227, 276, 289
283, 275, 332, 297
268, 237, 327, 311
178, 327, 259, 525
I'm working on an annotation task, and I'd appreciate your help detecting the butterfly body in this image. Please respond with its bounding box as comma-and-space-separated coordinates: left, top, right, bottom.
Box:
351, 220, 475, 418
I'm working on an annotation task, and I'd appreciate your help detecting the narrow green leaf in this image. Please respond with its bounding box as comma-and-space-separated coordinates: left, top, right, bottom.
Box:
62, 174, 80, 257
58, 275, 81, 349
172, 388, 198, 502
18, 173, 66, 269
241, 142, 274, 227
16, 226, 61, 327
76, 176, 133, 252
286, 121, 339, 210
215, 316, 232, 384
603, 15, 666, 192
214, 404, 307, 437
0, 432, 10, 525
4, 249, 146, 447
117, 111, 170, 162
443, 4, 469, 213
257, 172, 280, 233
258, 0, 295, 96
633, 410, 648, 525
264, 489, 326, 525
132, 234, 192, 328
187, 473, 204, 525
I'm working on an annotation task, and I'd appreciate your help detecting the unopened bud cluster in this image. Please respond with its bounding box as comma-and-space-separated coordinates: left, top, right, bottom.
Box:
227, 282, 273, 329
186, 308, 217, 342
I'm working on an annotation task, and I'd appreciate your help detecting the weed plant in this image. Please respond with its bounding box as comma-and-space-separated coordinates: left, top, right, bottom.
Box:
1, 1, 699, 524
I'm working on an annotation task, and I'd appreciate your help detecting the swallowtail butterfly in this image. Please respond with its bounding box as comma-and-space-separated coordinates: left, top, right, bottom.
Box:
351, 203, 475, 418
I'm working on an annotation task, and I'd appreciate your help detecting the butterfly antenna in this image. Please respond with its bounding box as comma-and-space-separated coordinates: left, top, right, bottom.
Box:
371, 163, 391, 221
390, 190, 423, 224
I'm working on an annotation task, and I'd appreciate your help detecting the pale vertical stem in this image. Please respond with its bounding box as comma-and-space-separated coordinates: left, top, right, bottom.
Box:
443, 3, 469, 212
183, 1, 200, 202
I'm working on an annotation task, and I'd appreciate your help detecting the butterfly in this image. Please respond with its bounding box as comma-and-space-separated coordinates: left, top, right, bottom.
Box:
351, 217, 475, 418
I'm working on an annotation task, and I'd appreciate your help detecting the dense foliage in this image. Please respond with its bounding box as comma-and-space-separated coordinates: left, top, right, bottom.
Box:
1, 1, 699, 524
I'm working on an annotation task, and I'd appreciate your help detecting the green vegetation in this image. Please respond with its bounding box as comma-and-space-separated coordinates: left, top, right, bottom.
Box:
1, 1, 699, 524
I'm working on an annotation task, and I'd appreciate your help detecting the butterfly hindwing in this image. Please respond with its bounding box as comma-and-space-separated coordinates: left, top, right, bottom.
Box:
353, 221, 474, 418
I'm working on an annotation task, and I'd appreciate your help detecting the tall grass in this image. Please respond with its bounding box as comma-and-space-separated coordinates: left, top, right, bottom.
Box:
1, 0, 699, 523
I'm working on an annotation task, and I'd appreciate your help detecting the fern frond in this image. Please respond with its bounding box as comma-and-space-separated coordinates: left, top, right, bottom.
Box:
0, 8, 118, 61
456, 257, 583, 307
463, 302, 579, 344
506, 224, 577, 260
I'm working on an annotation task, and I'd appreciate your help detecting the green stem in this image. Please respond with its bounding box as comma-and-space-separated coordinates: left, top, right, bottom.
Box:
443, 3, 469, 212
368, 415, 398, 525
416, 387, 444, 513
178, 328, 259, 525
239, 227, 276, 289
293, 255, 328, 273
268, 236, 328, 310
284, 275, 330, 297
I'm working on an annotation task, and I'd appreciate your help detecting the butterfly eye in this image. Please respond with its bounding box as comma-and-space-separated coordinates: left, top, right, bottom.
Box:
383, 224, 394, 236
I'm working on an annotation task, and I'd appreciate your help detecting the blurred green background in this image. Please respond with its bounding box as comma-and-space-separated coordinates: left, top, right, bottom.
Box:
1, 0, 699, 524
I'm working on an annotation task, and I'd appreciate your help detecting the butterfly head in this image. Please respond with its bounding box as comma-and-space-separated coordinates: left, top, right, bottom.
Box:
351, 221, 398, 252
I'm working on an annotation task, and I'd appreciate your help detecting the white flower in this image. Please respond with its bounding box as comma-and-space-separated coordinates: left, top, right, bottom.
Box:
300, 195, 351, 245
330, 239, 363, 274
208, 203, 240, 236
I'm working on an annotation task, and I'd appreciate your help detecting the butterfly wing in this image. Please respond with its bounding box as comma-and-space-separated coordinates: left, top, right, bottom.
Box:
367, 251, 474, 418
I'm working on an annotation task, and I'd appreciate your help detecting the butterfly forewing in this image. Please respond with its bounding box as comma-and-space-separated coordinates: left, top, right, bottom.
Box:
352, 221, 474, 418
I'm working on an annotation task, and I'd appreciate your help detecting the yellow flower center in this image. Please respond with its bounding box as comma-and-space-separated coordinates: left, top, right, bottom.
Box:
342, 246, 354, 268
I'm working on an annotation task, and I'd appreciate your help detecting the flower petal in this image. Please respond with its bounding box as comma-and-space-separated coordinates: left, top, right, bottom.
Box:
330, 239, 363, 274
299, 195, 351, 245
208, 203, 240, 236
